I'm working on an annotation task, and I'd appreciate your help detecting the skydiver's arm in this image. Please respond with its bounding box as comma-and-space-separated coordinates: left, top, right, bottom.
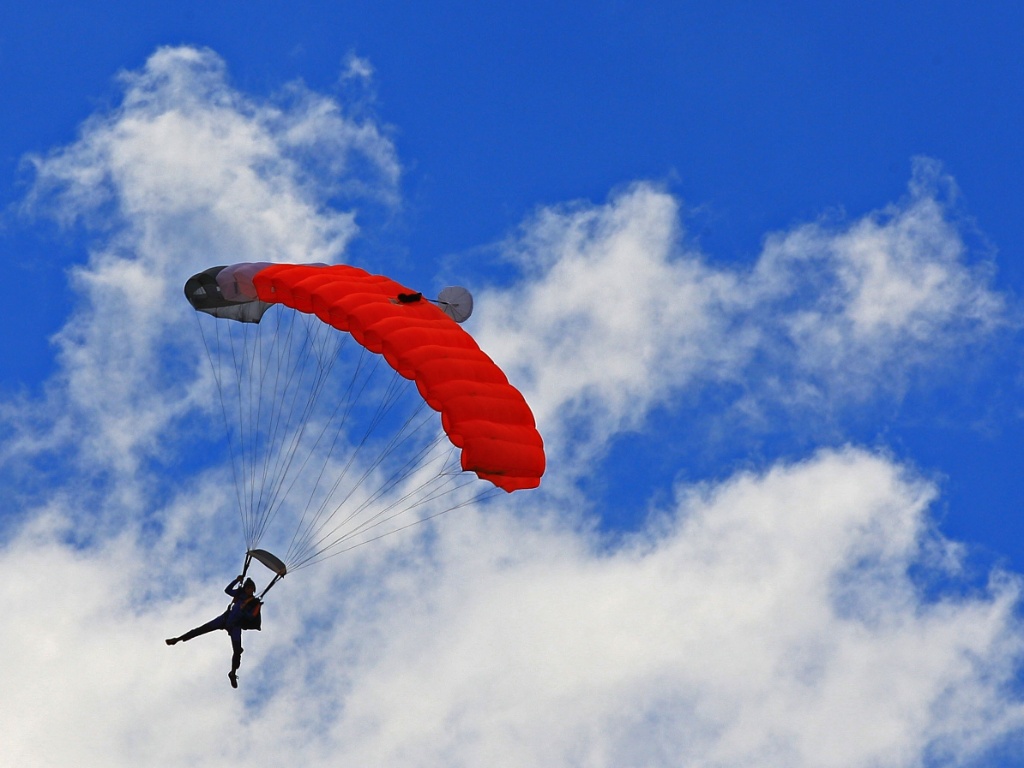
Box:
225, 575, 243, 597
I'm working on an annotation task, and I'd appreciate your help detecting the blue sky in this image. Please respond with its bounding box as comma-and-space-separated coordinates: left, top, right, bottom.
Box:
3, 3, 1024, 766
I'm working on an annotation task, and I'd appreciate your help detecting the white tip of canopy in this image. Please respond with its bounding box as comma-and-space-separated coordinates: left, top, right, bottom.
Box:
437, 286, 474, 323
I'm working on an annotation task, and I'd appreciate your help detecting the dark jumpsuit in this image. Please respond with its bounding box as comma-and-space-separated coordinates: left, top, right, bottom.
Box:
178, 578, 252, 671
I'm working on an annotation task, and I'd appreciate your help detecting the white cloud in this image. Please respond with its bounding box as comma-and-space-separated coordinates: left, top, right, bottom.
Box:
341, 52, 375, 83
3, 46, 1023, 768
3, 449, 1022, 767
475, 183, 748, 476
476, 164, 1006, 474
751, 158, 1005, 402
12, 46, 400, 481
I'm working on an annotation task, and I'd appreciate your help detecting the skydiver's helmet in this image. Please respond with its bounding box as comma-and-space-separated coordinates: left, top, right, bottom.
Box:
243, 578, 256, 593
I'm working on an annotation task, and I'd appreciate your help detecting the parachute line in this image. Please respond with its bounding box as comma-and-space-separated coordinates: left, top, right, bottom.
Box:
187, 263, 543, 573
196, 308, 470, 566
195, 314, 249, 539
288, 484, 502, 570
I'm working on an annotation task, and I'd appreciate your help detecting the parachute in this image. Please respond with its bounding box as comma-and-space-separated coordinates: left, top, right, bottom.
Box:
185, 262, 544, 580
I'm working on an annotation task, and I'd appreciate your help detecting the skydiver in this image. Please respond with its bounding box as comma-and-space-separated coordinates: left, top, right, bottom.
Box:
166, 576, 261, 688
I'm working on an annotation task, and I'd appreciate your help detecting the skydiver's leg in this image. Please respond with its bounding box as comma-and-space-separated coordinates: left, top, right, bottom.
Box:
228, 627, 243, 688
229, 627, 243, 671
166, 614, 228, 644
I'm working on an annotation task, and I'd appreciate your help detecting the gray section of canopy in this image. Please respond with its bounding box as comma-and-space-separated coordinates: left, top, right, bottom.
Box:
184, 262, 326, 324
204, 300, 273, 323
184, 263, 273, 323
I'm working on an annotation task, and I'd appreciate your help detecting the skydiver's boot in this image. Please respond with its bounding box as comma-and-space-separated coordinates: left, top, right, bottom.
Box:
228, 670, 238, 688
165, 637, 180, 645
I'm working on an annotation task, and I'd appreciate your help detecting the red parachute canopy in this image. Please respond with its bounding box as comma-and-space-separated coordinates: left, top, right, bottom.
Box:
185, 262, 544, 492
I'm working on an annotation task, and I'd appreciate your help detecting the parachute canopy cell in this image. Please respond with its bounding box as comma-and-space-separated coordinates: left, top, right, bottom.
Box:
184, 262, 545, 492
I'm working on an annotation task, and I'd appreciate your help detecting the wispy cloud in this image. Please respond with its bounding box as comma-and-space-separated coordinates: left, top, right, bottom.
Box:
477, 164, 1006, 479
749, 158, 1005, 404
